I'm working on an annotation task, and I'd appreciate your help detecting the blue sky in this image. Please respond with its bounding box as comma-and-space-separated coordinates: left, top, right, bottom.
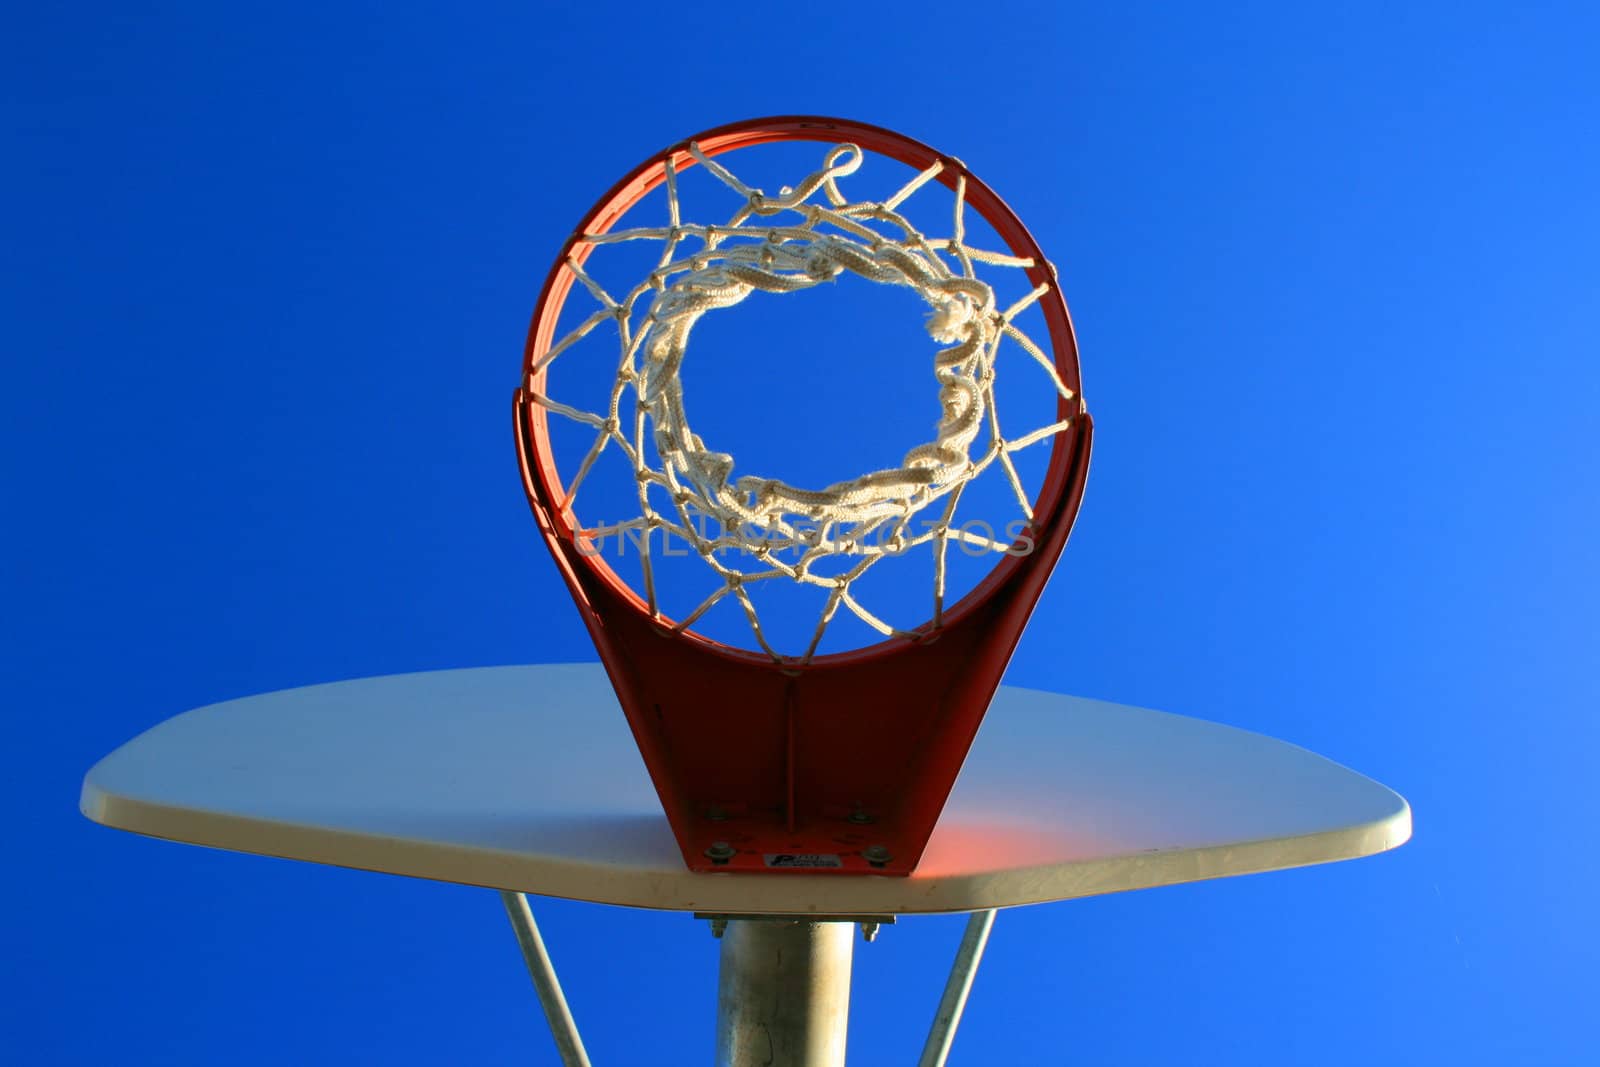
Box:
6, 2, 1598, 1063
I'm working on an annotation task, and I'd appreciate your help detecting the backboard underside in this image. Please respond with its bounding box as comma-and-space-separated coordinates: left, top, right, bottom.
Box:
80, 664, 1410, 916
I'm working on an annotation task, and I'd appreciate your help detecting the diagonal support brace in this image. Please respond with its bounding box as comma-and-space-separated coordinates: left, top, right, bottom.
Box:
501, 891, 593, 1067
918, 909, 997, 1067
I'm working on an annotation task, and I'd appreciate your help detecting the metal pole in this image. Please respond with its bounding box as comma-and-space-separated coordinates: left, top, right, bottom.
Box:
500, 891, 592, 1067
917, 909, 997, 1067
716, 920, 854, 1067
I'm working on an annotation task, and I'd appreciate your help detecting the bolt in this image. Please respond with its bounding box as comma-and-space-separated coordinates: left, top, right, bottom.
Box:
847, 809, 874, 825
705, 841, 737, 864
710, 918, 728, 939
862, 845, 892, 867
860, 922, 880, 943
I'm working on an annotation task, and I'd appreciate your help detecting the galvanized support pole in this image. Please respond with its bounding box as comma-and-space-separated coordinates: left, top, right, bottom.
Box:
500, 891, 592, 1067
716, 920, 854, 1067
917, 909, 997, 1067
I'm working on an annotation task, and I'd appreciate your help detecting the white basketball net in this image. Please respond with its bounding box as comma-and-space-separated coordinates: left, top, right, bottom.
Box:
527, 141, 1078, 662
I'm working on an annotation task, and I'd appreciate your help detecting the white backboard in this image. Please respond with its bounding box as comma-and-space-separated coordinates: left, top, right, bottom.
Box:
80, 663, 1410, 915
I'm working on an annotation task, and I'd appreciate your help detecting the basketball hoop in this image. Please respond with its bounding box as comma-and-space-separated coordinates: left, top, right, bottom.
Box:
514, 117, 1093, 875
77, 115, 1412, 1067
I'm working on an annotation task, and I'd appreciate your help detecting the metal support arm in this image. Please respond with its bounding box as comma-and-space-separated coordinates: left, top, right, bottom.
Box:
918, 910, 997, 1067
501, 891, 592, 1067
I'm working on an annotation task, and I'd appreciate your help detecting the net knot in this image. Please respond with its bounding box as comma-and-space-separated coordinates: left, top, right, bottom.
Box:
805, 252, 843, 281
925, 295, 980, 343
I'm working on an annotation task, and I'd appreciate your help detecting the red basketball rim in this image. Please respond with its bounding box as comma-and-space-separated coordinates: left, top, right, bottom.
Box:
518, 115, 1086, 667
513, 116, 1093, 877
